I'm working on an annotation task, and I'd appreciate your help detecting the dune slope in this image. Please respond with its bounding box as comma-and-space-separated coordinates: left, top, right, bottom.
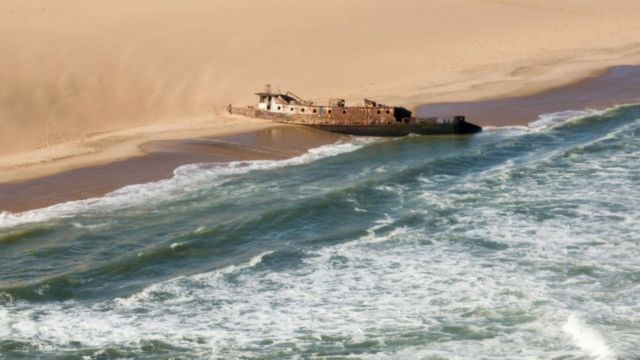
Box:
1, 0, 640, 156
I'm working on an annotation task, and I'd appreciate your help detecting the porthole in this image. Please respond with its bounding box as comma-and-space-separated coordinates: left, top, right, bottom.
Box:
343, 110, 347, 114
377, 110, 381, 114
313, 109, 317, 113
277, 106, 281, 110
290, 107, 294, 111
301, 108, 305, 112
386, 110, 390, 114
328, 109, 332, 114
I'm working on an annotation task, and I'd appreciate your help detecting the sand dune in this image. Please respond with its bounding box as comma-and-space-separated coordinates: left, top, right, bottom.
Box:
1, 0, 640, 157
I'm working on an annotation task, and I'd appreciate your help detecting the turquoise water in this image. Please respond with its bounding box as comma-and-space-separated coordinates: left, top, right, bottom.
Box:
1, 105, 639, 359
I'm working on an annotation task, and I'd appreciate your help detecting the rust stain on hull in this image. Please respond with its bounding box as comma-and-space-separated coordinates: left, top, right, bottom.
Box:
230, 85, 482, 136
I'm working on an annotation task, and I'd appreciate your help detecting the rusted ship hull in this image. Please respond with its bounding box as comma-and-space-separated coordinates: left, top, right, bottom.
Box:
232, 108, 481, 136
231, 86, 482, 137
307, 122, 482, 136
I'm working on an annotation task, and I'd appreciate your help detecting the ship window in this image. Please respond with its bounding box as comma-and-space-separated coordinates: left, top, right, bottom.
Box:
377, 110, 381, 114
277, 106, 281, 110
343, 110, 347, 114
386, 110, 390, 114
328, 109, 332, 114
301, 108, 305, 112
313, 109, 317, 113
290, 107, 294, 111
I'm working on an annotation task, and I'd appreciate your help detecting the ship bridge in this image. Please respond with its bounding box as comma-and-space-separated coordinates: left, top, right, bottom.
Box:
256, 84, 317, 113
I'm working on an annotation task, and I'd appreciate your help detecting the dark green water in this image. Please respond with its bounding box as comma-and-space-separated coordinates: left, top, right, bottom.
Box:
1, 105, 639, 359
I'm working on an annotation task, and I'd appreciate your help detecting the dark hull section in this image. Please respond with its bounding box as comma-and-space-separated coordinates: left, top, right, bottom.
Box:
309, 122, 482, 137
231, 107, 482, 137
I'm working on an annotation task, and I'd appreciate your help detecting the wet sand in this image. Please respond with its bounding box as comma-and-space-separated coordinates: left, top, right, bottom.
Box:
418, 66, 640, 126
0, 126, 341, 213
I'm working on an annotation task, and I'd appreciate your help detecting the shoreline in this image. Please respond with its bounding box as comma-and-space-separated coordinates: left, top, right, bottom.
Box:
381, 42, 640, 111
417, 65, 640, 127
0, 114, 276, 184
0, 126, 341, 213
2, 64, 640, 213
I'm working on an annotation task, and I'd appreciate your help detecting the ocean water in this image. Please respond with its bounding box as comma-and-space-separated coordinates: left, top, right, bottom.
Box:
1, 105, 639, 359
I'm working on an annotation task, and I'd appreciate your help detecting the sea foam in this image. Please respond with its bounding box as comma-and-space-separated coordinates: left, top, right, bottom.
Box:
563, 314, 615, 360
483, 107, 607, 133
528, 109, 604, 130
0, 138, 377, 230
2, 105, 639, 358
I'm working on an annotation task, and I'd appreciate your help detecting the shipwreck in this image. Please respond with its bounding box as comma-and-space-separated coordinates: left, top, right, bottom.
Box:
229, 85, 482, 136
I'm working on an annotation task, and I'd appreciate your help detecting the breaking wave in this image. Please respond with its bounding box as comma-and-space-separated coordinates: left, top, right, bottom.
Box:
563, 315, 616, 360
0, 137, 378, 230
1, 104, 640, 358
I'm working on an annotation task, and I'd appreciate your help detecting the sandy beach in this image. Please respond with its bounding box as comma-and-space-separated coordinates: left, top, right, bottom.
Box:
2, 0, 640, 211
419, 65, 640, 126
0, 114, 274, 183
